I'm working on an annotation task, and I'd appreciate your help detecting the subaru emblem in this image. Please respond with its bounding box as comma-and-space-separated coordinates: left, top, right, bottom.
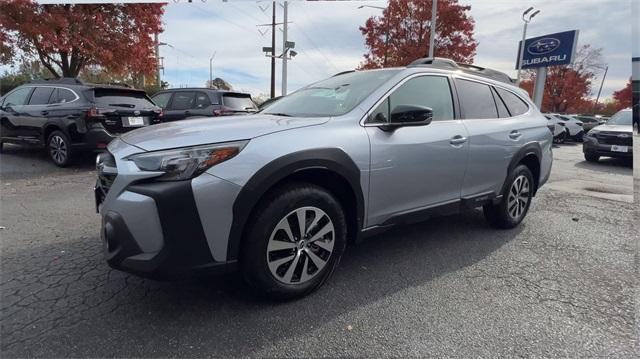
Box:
527, 38, 561, 55
134, 110, 141, 116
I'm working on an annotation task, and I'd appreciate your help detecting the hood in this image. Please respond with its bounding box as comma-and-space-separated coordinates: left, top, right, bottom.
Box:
592, 124, 633, 133
119, 114, 330, 151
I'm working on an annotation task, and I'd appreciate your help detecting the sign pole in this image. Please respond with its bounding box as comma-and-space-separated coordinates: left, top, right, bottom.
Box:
516, 21, 528, 86
533, 67, 547, 109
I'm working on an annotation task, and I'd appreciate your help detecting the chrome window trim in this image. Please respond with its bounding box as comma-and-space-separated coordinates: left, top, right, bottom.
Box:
359, 72, 454, 127
19, 85, 81, 106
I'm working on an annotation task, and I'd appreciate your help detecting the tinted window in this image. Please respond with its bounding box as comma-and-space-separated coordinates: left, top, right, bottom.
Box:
49, 88, 77, 104
390, 76, 454, 121
93, 89, 155, 108
455, 79, 498, 119
607, 110, 632, 126
369, 98, 391, 123
3, 87, 33, 107
152, 93, 172, 109
222, 94, 256, 111
28, 87, 55, 105
195, 92, 212, 108
495, 88, 529, 116
262, 69, 400, 117
491, 87, 509, 118
170, 92, 196, 110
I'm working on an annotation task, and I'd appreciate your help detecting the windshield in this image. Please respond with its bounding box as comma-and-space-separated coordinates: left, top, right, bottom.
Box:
607, 110, 632, 126
262, 69, 400, 117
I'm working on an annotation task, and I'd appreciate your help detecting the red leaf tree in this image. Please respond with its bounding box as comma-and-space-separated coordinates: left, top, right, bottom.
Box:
359, 0, 477, 69
519, 45, 604, 113
612, 78, 632, 109
0, 0, 164, 78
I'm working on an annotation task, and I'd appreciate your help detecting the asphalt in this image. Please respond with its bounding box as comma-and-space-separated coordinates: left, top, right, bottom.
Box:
0, 141, 637, 357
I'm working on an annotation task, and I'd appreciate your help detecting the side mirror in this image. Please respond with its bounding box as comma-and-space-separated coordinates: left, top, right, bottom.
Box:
381, 105, 433, 131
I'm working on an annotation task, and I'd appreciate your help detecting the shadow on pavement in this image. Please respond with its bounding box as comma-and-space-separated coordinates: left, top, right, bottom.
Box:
0, 143, 96, 180
0, 209, 521, 357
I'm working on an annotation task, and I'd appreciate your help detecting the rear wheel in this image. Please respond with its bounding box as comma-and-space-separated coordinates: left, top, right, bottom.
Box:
241, 183, 347, 299
584, 152, 600, 162
553, 131, 566, 144
47, 130, 73, 167
484, 164, 534, 229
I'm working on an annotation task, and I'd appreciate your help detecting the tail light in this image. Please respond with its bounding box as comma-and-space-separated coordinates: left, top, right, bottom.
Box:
214, 109, 231, 116
86, 106, 104, 120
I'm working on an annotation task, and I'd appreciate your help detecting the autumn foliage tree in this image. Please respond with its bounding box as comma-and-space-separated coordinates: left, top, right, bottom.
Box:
612, 78, 632, 109
359, 0, 477, 69
519, 45, 604, 113
0, 0, 164, 78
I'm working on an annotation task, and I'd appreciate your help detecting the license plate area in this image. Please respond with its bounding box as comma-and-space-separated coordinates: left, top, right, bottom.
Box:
122, 116, 146, 127
611, 145, 628, 152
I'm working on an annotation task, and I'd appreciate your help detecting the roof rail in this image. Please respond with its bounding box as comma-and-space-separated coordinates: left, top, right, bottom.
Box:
30, 77, 85, 85
408, 57, 515, 85
332, 70, 356, 77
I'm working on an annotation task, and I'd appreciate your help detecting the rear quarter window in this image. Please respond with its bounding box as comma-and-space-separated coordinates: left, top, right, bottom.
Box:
495, 88, 529, 116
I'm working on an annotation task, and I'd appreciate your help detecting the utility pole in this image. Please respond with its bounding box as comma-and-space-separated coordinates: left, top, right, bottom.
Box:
209, 51, 217, 88
155, 33, 161, 87
592, 65, 609, 114
270, 1, 276, 99
428, 0, 437, 58
281, 1, 288, 96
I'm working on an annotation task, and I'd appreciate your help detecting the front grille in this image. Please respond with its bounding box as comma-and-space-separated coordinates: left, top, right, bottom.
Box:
596, 132, 633, 146
96, 152, 117, 201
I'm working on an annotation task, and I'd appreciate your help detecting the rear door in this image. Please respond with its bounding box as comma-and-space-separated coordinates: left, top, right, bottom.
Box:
456, 78, 529, 197
91, 88, 160, 134
22, 86, 56, 140
0, 87, 34, 140
164, 91, 195, 121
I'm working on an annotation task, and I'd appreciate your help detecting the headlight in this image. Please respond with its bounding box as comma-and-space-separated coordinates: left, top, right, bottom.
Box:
127, 140, 248, 181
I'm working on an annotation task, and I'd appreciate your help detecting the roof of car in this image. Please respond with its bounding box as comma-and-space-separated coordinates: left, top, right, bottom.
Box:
28, 78, 143, 92
157, 88, 251, 95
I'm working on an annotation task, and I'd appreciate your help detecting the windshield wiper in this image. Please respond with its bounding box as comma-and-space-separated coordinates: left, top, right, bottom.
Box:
264, 112, 292, 117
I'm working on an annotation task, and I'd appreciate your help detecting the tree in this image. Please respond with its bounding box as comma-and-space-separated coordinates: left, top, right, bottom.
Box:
519, 45, 604, 113
0, 0, 164, 78
205, 78, 233, 90
0, 60, 54, 95
612, 78, 632, 109
359, 0, 477, 69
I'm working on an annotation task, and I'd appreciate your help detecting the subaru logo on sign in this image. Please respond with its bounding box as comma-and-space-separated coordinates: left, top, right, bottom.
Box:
528, 38, 561, 55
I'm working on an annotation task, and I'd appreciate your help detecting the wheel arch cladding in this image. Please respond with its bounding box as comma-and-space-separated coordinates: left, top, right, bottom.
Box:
508, 142, 541, 195
226, 148, 365, 261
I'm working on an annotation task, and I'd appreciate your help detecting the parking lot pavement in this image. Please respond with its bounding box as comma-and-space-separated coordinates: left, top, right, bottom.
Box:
0, 142, 637, 357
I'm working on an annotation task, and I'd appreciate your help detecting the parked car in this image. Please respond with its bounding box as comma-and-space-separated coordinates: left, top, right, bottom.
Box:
572, 115, 605, 133
583, 108, 633, 162
546, 113, 584, 141
95, 58, 552, 299
151, 88, 258, 122
0, 78, 162, 166
544, 114, 568, 143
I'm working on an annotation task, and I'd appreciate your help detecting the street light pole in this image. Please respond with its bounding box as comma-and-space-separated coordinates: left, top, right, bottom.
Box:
516, 7, 540, 86
592, 65, 609, 114
428, 0, 437, 58
209, 51, 216, 88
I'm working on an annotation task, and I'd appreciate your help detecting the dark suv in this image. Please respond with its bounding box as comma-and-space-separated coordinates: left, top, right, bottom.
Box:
0, 78, 162, 166
151, 88, 257, 122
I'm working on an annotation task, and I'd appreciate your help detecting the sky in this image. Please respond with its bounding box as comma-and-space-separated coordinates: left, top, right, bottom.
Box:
29, 0, 636, 100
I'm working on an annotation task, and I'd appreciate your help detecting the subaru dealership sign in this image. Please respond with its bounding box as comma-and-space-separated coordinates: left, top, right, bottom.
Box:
516, 30, 579, 69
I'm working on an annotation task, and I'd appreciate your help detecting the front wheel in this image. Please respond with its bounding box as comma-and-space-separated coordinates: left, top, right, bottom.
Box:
553, 131, 566, 144
484, 164, 534, 229
241, 183, 347, 299
584, 152, 600, 162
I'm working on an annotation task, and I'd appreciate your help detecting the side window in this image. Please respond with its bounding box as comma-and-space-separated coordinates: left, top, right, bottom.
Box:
151, 93, 172, 109
491, 87, 509, 118
195, 92, 212, 108
455, 79, 498, 119
170, 92, 196, 110
495, 88, 529, 117
3, 87, 33, 107
368, 76, 454, 123
28, 87, 55, 105
50, 88, 77, 104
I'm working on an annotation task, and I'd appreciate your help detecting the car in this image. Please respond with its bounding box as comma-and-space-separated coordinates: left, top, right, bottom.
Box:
95, 58, 553, 299
151, 88, 258, 122
544, 114, 568, 143
0, 78, 162, 166
546, 113, 584, 140
572, 115, 605, 133
582, 108, 633, 162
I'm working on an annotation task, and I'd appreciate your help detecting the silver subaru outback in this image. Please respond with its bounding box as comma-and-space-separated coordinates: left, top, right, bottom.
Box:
96, 58, 552, 299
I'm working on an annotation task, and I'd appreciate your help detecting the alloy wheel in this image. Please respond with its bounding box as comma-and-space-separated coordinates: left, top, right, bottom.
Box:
49, 135, 67, 164
507, 175, 530, 220
266, 206, 335, 285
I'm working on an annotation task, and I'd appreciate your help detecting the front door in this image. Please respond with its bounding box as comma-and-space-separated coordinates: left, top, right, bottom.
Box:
365, 75, 469, 226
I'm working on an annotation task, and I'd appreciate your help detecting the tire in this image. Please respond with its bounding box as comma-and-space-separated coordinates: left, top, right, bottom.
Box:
553, 131, 566, 144
584, 152, 600, 162
240, 183, 347, 300
483, 164, 534, 229
47, 130, 73, 167
0, 141, 4, 153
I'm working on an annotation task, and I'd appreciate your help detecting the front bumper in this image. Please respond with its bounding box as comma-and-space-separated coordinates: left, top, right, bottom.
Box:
583, 137, 633, 158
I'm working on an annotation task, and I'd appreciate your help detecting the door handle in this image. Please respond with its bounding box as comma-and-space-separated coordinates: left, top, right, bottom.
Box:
509, 130, 522, 140
450, 135, 468, 146
41, 110, 49, 116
